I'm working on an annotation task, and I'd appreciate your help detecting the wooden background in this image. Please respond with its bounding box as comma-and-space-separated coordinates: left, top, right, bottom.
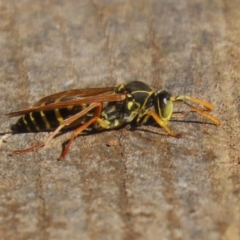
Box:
0, 0, 240, 239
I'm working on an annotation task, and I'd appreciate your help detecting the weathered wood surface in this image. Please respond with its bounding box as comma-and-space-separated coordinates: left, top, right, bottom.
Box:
0, 0, 240, 239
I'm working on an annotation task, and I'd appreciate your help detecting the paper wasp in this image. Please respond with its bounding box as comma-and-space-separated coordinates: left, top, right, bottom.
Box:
7, 81, 220, 160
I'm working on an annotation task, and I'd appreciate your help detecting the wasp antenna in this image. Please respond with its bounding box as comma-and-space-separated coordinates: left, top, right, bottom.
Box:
175, 95, 214, 111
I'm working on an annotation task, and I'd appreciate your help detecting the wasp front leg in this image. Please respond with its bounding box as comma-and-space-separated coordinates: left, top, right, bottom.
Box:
137, 110, 181, 138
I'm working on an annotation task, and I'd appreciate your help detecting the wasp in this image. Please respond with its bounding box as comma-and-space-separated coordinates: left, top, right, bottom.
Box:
7, 81, 220, 160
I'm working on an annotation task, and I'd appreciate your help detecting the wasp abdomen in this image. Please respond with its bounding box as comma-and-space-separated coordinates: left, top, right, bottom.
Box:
11, 106, 85, 133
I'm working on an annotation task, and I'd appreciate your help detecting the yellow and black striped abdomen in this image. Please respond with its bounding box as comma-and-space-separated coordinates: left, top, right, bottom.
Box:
11, 105, 86, 132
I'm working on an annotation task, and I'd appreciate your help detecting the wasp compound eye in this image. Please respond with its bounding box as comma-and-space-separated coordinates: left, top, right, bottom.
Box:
155, 90, 173, 121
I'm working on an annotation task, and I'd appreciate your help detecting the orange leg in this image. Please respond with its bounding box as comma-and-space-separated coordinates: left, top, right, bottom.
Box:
12, 142, 45, 155
59, 116, 109, 160
12, 102, 106, 157
139, 110, 181, 138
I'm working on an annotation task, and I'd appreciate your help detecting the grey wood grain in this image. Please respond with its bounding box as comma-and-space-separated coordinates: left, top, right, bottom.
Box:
0, 0, 239, 239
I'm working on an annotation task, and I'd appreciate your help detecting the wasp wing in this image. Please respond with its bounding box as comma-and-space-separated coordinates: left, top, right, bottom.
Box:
7, 87, 125, 117
33, 87, 117, 106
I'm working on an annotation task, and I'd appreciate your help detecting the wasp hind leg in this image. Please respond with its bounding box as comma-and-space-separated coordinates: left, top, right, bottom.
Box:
58, 102, 112, 160
12, 142, 45, 155
11, 102, 107, 159
59, 116, 110, 160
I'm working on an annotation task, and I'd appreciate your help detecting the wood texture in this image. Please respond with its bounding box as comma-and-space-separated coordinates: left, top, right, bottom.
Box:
0, 0, 240, 239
